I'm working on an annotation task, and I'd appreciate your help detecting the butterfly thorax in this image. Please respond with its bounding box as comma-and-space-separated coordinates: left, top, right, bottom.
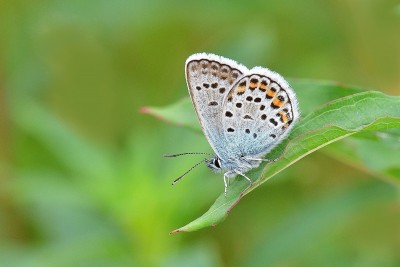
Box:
206, 155, 261, 175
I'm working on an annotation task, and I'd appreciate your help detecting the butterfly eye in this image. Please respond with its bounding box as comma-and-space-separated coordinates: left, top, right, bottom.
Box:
214, 158, 221, 168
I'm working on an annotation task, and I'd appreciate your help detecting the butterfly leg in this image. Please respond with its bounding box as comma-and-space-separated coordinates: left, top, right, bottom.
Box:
223, 173, 229, 197
234, 170, 253, 185
223, 171, 237, 196
245, 157, 278, 163
223, 171, 252, 196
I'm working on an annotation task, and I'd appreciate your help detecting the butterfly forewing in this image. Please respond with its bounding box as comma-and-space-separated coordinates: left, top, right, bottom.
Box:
185, 53, 248, 159
221, 67, 299, 158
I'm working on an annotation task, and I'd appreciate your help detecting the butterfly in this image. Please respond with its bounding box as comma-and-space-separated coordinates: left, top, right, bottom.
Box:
167, 53, 299, 195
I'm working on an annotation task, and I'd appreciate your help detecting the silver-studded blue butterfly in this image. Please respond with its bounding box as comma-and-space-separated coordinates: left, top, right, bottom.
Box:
168, 53, 300, 195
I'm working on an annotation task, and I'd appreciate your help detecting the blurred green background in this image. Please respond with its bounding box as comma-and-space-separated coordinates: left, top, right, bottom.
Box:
1, 0, 400, 266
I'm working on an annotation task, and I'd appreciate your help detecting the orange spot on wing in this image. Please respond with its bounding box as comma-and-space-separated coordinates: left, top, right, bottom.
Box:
259, 81, 268, 91
249, 82, 259, 89
237, 85, 246, 94
267, 90, 277, 98
282, 123, 289, 129
273, 98, 283, 107
278, 111, 288, 123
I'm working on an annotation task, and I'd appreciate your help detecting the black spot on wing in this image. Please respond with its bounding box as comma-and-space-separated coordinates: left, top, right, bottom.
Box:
269, 118, 278, 126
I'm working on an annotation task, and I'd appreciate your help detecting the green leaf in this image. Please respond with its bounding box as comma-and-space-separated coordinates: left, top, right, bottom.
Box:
141, 98, 199, 131
321, 129, 400, 184
143, 80, 400, 232
292, 79, 364, 116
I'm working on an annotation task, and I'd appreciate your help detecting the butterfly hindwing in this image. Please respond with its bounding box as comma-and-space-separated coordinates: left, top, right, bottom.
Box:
221, 67, 299, 159
185, 53, 248, 159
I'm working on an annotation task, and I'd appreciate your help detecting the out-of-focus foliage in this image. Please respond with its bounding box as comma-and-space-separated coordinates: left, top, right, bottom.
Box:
0, 0, 399, 266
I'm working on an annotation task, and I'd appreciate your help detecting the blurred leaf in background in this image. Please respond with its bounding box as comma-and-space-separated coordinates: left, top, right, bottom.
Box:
0, 0, 399, 266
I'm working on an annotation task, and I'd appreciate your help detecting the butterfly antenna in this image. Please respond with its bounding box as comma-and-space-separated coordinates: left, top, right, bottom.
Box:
171, 158, 208, 185
164, 152, 211, 158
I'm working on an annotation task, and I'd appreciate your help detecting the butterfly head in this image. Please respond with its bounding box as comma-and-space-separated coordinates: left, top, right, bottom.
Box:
205, 156, 222, 172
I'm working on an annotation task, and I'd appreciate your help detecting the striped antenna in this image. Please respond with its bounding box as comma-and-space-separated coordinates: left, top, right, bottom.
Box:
171, 158, 208, 185
164, 152, 211, 158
